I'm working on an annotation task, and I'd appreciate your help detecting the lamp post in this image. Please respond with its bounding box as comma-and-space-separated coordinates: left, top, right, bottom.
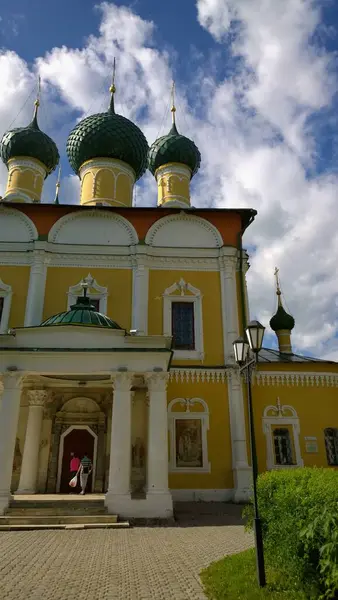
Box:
233, 320, 266, 588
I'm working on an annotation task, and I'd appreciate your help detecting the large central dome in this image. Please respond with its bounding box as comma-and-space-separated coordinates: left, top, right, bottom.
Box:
66, 93, 149, 180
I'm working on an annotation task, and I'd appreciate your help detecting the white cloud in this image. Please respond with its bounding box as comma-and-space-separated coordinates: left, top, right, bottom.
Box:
0, 1, 336, 358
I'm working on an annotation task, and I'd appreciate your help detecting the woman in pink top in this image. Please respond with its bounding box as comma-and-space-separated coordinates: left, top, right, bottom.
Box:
70, 452, 81, 480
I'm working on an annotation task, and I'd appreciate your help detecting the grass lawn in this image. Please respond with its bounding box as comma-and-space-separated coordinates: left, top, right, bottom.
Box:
200, 548, 309, 599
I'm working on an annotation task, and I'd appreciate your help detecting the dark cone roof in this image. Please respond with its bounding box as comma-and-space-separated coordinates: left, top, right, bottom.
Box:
0, 111, 59, 175
270, 304, 295, 332
66, 101, 149, 179
40, 296, 122, 329
148, 123, 201, 178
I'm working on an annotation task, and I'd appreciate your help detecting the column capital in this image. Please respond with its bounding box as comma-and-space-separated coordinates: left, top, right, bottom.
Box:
112, 372, 134, 392
220, 256, 237, 276
27, 389, 51, 407
0, 372, 23, 393
145, 372, 169, 393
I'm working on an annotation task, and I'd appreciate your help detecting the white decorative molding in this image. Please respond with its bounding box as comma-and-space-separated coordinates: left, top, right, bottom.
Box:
145, 213, 223, 248
8, 158, 46, 178
0, 278, 12, 333
169, 369, 226, 383
2, 191, 34, 203
48, 210, 139, 246
168, 397, 210, 473
67, 274, 108, 314
0, 206, 38, 242
263, 398, 303, 470
156, 164, 191, 180
163, 278, 204, 360
56, 424, 98, 493
253, 371, 338, 387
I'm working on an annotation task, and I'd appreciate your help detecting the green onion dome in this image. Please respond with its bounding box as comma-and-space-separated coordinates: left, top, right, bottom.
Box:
66, 94, 149, 179
40, 296, 122, 329
270, 304, 295, 332
148, 123, 201, 178
0, 105, 59, 175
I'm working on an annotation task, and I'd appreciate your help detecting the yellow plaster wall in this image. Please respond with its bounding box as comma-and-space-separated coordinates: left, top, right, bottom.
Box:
43, 267, 132, 330
167, 380, 233, 490
6, 158, 45, 202
251, 368, 338, 472
148, 270, 224, 365
0, 266, 30, 328
80, 159, 133, 206
157, 164, 190, 206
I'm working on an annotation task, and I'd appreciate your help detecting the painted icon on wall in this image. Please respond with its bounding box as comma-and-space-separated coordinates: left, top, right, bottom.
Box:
175, 419, 203, 467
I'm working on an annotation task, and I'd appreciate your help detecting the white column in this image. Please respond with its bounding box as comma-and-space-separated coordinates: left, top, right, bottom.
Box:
219, 254, 240, 362
24, 249, 48, 327
131, 258, 149, 334
105, 373, 133, 511
227, 368, 251, 502
0, 374, 22, 514
145, 373, 173, 516
16, 390, 48, 494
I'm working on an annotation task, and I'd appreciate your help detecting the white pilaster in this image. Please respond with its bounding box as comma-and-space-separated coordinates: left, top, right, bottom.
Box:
16, 390, 48, 494
105, 372, 133, 513
227, 369, 251, 502
24, 249, 48, 326
131, 257, 149, 334
145, 372, 173, 517
0, 374, 22, 514
219, 254, 240, 362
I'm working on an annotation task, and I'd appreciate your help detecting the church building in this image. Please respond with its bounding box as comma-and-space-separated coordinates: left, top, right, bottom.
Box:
0, 81, 337, 519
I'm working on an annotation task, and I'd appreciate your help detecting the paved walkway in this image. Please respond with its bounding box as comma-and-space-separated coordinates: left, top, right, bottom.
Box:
0, 503, 253, 600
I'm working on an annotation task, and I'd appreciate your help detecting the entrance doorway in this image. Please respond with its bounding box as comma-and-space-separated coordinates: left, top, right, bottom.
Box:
57, 426, 96, 493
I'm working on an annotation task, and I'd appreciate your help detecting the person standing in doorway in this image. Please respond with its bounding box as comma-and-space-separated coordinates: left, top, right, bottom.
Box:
70, 452, 80, 482
79, 452, 92, 495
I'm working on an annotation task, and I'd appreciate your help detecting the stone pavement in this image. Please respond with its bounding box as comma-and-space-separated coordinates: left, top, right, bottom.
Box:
0, 503, 253, 600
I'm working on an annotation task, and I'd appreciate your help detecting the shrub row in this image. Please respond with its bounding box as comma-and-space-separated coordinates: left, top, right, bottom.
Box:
244, 468, 338, 599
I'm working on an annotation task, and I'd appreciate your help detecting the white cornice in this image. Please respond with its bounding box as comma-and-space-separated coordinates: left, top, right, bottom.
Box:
253, 370, 338, 387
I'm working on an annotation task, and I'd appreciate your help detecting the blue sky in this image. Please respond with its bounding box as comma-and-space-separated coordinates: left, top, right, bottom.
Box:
0, 0, 337, 359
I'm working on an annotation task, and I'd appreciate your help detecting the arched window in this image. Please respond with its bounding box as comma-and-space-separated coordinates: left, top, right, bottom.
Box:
273, 428, 294, 465
324, 428, 338, 466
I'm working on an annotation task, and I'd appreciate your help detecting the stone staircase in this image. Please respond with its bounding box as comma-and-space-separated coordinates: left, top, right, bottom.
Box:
0, 495, 130, 531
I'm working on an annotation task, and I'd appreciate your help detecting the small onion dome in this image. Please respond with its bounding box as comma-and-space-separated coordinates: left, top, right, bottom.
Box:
40, 296, 122, 329
66, 95, 149, 179
148, 123, 201, 178
0, 107, 59, 176
270, 304, 295, 332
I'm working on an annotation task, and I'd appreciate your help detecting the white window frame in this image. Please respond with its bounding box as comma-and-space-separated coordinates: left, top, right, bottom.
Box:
263, 399, 303, 470
163, 278, 204, 360
67, 274, 108, 314
324, 428, 338, 466
168, 397, 210, 473
0, 278, 12, 333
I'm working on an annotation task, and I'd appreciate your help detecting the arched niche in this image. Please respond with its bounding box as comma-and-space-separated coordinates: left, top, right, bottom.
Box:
145, 213, 223, 248
0, 205, 38, 242
48, 210, 139, 245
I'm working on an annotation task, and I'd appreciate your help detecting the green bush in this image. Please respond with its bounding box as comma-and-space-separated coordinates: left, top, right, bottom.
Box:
244, 468, 338, 598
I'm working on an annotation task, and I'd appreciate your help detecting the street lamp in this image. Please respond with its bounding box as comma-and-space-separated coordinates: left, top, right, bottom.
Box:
233, 320, 266, 588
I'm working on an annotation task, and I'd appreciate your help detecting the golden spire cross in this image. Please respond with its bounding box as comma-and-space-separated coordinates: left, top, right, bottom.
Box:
274, 266, 281, 296
35, 76, 41, 108
109, 58, 116, 112
54, 165, 61, 204
171, 80, 176, 124
56, 164, 61, 188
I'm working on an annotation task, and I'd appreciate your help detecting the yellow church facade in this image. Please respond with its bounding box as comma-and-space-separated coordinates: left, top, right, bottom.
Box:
0, 84, 337, 519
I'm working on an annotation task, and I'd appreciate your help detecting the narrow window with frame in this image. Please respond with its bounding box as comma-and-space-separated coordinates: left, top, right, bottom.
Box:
171, 301, 195, 350
0, 297, 4, 323
324, 428, 338, 466
273, 427, 294, 465
77, 297, 100, 312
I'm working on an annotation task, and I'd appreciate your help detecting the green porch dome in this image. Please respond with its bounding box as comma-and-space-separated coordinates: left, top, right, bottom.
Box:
66, 96, 149, 179
0, 107, 59, 175
148, 123, 201, 178
270, 305, 295, 332
40, 296, 122, 329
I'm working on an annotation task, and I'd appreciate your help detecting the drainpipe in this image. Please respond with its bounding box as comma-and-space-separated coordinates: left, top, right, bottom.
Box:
237, 214, 255, 335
